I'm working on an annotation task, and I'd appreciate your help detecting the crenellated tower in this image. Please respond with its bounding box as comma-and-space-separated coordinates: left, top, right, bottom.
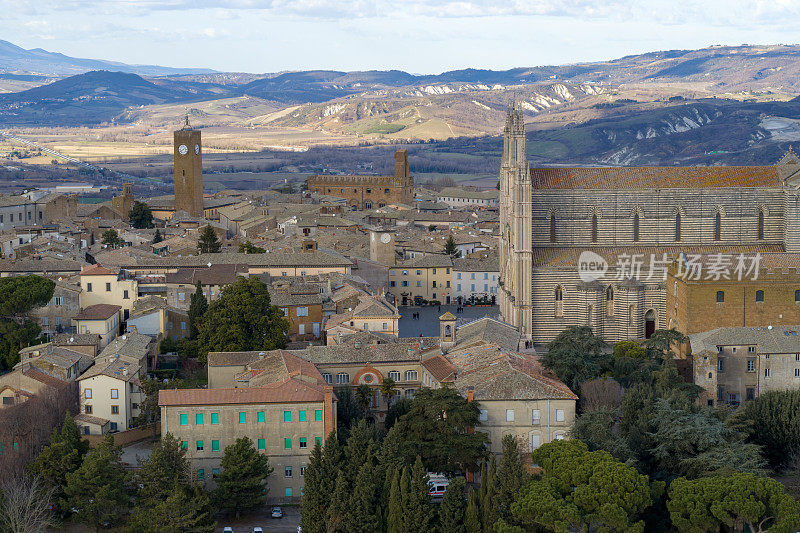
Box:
498, 104, 533, 346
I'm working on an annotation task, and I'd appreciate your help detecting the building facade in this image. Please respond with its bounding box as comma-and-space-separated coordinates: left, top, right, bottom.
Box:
498, 103, 800, 346
306, 150, 414, 210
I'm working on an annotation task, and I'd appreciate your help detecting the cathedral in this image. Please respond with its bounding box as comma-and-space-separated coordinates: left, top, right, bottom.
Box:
498, 104, 800, 347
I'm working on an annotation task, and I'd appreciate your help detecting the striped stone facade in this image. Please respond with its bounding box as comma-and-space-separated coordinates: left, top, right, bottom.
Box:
498, 106, 800, 346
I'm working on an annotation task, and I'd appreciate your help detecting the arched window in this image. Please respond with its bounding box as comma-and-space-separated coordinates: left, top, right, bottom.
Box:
675, 212, 681, 242
587, 305, 594, 326
555, 286, 564, 317
714, 212, 722, 241
591, 214, 598, 243
716, 290, 725, 303
549, 213, 557, 243
606, 286, 614, 316
758, 209, 765, 240
445, 325, 451, 336
755, 290, 764, 302
629, 304, 636, 326
633, 213, 640, 242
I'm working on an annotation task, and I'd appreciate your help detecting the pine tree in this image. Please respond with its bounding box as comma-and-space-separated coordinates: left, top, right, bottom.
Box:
495, 435, 526, 519
407, 456, 435, 533
27, 412, 89, 515
152, 227, 163, 244
129, 483, 216, 532
481, 455, 498, 531
136, 433, 190, 503
299, 442, 327, 533
387, 468, 404, 533
439, 476, 467, 533
444, 234, 460, 257
465, 487, 482, 533
64, 434, 129, 531
188, 281, 208, 339
198, 224, 221, 253
213, 436, 273, 519
345, 462, 381, 533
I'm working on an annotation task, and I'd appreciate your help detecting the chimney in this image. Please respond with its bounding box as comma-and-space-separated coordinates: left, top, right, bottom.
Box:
323, 385, 335, 439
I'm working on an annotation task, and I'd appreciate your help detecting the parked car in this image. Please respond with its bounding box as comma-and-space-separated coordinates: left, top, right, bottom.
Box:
223, 528, 234, 533
271, 507, 283, 519
254, 528, 263, 533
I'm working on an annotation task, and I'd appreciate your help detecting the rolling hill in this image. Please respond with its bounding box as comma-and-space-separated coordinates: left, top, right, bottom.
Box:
0, 39, 214, 76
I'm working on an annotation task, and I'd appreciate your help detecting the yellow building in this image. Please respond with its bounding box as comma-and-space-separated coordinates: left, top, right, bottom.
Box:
389, 254, 453, 305
73, 304, 121, 348
79, 264, 138, 321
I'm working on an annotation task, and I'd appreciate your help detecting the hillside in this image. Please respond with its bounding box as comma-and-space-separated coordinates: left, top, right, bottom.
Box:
0, 39, 214, 76
0, 71, 226, 125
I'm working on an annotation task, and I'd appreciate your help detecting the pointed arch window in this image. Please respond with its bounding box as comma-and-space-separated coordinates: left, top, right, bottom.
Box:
633, 213, 640, 242
591, 214, 598, 243
675, 212, 681, 242
606, 286, 614, 316
549, 213, 557, 243
758, 209, 765, 240
714, 212, 722, 241
555, 286, 564, 317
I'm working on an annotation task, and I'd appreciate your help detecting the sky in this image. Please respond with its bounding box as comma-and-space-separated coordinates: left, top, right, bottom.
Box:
5, 0, 800, 74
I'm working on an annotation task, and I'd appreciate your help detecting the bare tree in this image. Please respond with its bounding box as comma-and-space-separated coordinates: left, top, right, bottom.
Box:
580, 378, 624, 412
0, 472, 55, 533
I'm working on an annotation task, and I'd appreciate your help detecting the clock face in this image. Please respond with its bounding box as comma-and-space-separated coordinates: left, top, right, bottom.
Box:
178, 144, 188, 155
195, 144, 200, 155
380, 233, 391, 244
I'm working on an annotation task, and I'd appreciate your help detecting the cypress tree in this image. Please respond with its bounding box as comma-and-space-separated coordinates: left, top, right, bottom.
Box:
478, 459, 488, 502
64, 434, 129, 531
152, 228, 163, 244
346, 462, 381, 533
326, 471, 349, 532
495, 435, 525, 519
408, 456, 435, 533
439, 476, 467, 533
400, 467, 412, 531
481, 455, 498, 531
345, 420, 378, 484
299, 442, 326, 533
387, 468, 404, 533
188, 281, 208, 339
27, 412, 88, 515
465, 486, 482, 533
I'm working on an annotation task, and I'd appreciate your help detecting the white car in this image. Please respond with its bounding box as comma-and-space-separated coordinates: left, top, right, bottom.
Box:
223, 528, 234, 533
254, 528, 264, 533
271, 507, 283, 519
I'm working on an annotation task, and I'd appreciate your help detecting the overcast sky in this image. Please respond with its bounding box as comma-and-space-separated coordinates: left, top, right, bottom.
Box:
6, 1, 800, 73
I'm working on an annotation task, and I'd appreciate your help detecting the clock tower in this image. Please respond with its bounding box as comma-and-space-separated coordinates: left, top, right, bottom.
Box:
174, 115, 203, 217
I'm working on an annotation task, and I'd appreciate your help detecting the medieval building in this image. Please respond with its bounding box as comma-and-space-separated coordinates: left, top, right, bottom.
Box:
306, 150, 414, 210
499, 104, 800, 347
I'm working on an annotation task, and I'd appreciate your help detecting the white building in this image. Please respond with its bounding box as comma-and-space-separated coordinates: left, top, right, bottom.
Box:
452, 255, 499, 304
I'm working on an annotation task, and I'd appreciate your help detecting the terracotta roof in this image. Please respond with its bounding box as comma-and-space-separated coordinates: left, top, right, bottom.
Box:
75, 413, 109, 426
53, 333, 100, 346
530, 165, 782, 190
531, 244, 785, 268
422, 354, 457, 382
165, 264, 248, 286
159, 377, 328, 406
80, 264, 116, 276
22, 368, 67, 389
74, 304, 120, 321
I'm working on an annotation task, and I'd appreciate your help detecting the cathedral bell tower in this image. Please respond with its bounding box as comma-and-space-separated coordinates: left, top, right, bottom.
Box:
498, 104, 533, 346
174, 115, 204, 217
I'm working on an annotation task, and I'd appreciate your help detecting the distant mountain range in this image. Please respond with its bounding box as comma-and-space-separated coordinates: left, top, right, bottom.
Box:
5, 41, 800, 166
0, 39, 215, 76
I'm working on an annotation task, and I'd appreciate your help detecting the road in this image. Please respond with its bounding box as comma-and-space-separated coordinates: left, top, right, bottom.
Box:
217, 506, 300, 532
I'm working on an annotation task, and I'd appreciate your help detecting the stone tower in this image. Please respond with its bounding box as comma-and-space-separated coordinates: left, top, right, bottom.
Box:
439, 311, 457, 353
394, 150, 414, 205
369, 227, 396, 265
498, 104, 533, 346
174, 116, 203, 217
111, 182, 134, 221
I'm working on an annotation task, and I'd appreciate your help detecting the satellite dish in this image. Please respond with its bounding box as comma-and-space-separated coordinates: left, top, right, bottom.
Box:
207, 262, 212, 267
